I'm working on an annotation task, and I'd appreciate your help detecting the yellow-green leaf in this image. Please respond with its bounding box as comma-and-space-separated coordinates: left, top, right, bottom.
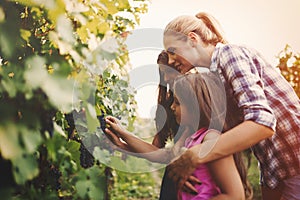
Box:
20, 29, 31, 43
0, 124, 23, 159
12, 154, 39, 184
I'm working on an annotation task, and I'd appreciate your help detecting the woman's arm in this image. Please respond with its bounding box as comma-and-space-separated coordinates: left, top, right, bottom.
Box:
200, 131, 245, 200
199, 120, 273, 163
168, 121, 274, 190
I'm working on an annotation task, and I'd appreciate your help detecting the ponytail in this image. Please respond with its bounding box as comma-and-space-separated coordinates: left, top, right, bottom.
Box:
164, 12, 227, 46
195, 12, 227, 44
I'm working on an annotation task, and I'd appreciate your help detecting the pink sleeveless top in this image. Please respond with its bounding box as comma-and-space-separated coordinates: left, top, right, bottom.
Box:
179, 128, 221, 200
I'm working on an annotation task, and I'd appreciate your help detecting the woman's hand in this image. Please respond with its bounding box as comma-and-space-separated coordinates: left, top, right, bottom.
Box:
167, 144, 202, 191
182, 175, 201, 194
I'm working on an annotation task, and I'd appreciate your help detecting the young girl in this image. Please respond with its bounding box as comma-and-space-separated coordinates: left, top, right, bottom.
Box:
173, 72, 252, 200
163, 12, 300, 200
105, 72, 252, 199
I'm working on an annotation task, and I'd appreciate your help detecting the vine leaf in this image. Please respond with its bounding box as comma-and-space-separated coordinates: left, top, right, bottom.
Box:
12, 154, 39, 184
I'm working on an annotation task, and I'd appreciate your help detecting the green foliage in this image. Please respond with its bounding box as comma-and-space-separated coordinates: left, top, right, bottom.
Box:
111, 170, 160, 200
0, 0, 149, 199
246, 154, 261, 200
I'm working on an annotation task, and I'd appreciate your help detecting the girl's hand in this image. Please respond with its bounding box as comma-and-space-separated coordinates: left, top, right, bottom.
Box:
103, 116, 131, 151
104, 128, 127, 149
104, 116, 133, 149
105, 116, 126, 137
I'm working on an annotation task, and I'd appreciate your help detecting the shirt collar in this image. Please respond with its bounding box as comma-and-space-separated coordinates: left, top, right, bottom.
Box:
185, 68, 198, 74
185, 67, 209, 75
210, 42, 224, 72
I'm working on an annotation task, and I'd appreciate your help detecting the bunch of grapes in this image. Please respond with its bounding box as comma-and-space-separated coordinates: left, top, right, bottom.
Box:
49, 164, 62, 191
41, 111, 54, 136
29, 146, 62, 194
65, 112, 75, 139
79, 142, 95, 168
78, 112, 120, 168
97, 114, 107, 133
40, 110, 55, 137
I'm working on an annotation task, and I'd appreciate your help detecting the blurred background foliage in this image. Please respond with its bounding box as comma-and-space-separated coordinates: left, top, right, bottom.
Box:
277, 44, 300, 98
0, 0, 149, 199
0, 0, 299, 199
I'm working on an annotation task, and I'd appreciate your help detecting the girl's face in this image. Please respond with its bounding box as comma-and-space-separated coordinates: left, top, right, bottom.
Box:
171, 95, 191, 125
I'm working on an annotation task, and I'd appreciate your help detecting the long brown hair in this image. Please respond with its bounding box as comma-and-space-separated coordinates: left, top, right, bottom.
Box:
173, 73, 253, 199
152, 51, 180, 148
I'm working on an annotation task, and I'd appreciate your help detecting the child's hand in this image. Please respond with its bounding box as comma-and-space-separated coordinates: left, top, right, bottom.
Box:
104, 128, 128, 150
104, 116, 127, 137
103, 116, 130, 151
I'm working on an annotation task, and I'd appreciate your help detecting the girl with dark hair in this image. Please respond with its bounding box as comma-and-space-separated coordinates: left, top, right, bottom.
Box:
152, 51, 180, 148
153, 51, 181, 199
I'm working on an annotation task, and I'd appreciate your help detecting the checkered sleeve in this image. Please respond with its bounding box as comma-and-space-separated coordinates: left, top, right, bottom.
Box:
219, 45, 277, 131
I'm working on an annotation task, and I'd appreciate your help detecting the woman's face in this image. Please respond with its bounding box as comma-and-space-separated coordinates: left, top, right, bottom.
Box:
164, 33, 213, 69
163, 35, 198, 73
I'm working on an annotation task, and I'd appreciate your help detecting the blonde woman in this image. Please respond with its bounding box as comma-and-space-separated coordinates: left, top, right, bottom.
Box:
163, 12, 300, 200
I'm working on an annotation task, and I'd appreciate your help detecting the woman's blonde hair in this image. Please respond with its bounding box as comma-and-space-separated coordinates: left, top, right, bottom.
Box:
164, 12, 227, 45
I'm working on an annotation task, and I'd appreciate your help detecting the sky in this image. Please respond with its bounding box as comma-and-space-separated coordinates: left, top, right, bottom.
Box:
127, 0, 300, 118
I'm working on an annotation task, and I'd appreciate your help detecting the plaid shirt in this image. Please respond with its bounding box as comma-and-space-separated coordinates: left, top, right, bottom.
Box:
210, 43, 300, 189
